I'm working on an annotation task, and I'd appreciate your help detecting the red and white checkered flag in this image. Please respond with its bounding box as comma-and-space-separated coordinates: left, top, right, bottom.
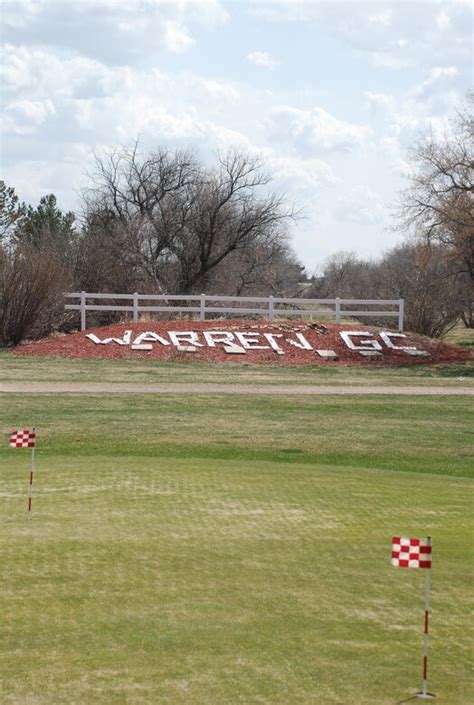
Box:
9, 429, 36, 448
391, 536, 432, 569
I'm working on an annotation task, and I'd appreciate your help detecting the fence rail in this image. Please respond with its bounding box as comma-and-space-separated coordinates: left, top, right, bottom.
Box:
65, 292, 404, 331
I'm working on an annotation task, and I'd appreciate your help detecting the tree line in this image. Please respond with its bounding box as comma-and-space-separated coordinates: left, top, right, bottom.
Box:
1, 96, 472, 345
0, 149, 304, 345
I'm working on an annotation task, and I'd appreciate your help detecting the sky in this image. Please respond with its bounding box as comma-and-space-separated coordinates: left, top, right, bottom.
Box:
1, 0, 472, 271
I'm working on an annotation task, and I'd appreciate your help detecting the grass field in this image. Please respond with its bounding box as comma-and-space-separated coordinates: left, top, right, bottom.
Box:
1, 350, 473, 387
444, 322, 474, 349
1, 356, 473, 704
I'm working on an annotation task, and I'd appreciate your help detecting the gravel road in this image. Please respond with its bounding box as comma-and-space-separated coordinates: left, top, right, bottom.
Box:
1, 383, 473, 395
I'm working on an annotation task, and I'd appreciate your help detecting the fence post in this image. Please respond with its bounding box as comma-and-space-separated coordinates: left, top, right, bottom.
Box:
80, 291, 86, 331
200, 293, 206, 321
335, 297, 341, 324
398, 299, 404, 332
133, 292, 139, 323
268, 295, 274, 321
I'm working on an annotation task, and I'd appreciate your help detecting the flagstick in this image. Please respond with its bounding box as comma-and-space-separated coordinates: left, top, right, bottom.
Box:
417, 536, 435, 699
27, 427, 35, 521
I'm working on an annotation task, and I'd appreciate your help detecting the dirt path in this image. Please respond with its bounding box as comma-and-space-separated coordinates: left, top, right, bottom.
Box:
1, 382, 473, 395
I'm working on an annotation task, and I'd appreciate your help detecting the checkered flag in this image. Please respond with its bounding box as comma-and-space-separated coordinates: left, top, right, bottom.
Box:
391, 536, 432, 569
391, 536, 435, 698
9, 429, 36, 448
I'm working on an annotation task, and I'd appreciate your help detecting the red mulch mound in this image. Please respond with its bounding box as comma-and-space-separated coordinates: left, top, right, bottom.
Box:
12, 320, 470, 367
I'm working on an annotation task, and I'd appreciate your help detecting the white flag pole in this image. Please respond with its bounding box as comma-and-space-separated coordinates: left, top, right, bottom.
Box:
27, 427, 35, 521
416, 536, 435, 700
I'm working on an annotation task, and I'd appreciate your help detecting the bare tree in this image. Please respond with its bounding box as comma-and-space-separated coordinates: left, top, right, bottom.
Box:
312, 251, 377, 299
81, 143, 200, 291
312, 245, 463, 337
0, 240, 68, 346
396, 93, 474, 326
0, 184, 77, 345
379, 243, 463, 337
174, 151, 297, 292
80, 143, 298, 294
209, 241, 305, 297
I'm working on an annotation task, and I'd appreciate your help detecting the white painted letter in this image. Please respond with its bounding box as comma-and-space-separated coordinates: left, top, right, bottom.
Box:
86, 330, 132, 346
133, 332, 170, 346
380, 331, 416, 351
263, 333, 284, 353
86, 333, 104, 345
340, 331, 382, 351
235, 332, 269, 350
285, 333, 313, 350
203, 331, 236, 347
168, 331, 203, 347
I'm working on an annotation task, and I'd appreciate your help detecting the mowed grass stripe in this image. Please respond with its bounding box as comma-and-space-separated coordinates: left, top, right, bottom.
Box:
1, 390, 473, 703
1, 393, 472, 477
1, 456, 472, 705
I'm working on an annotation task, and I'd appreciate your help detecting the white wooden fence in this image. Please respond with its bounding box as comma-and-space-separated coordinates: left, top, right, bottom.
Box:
65, 292, 405, 331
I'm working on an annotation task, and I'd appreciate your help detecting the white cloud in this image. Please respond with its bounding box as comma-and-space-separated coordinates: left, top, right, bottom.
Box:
163, 20, 195, 53
410, 66, 459, 100
365, 91, 396, 117
0, 44, 255, 206
334, 185, 387, 226
5, 99, 56, 133
2, 0, 229, 63
250, 1, 473, 72
1, 0, 41, 28
246, 51, 279, 69
4, 153, 88, 210
1, 0, 470, 270
364, 59, 467, 173
436, 7, 451, 31
1, 44, 109, 98
268, 155, 337, 190
267, 105, 370, 156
